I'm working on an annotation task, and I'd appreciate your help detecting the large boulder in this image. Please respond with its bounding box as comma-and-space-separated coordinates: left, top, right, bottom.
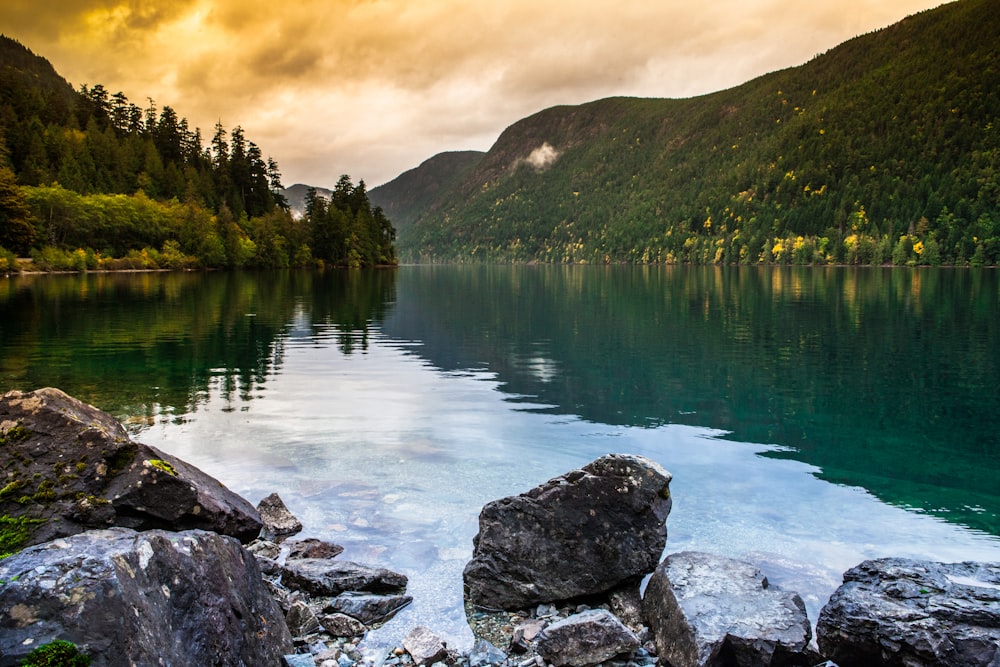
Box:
463, 453, 672, 609
642, 551, 814, 667
0, 387, 262, 549
816, 557, 1000, 666
0, 527, 292, 667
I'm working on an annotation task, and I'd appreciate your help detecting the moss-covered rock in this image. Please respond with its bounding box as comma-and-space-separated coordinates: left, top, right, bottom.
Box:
0, 388, 262, 552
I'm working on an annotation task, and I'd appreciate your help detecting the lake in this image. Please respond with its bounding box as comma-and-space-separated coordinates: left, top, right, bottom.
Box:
2, 266, 999, 651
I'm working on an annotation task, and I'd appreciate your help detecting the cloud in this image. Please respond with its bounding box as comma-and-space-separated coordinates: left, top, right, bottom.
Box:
0, 0, 947, 187
523, 143, 560, 172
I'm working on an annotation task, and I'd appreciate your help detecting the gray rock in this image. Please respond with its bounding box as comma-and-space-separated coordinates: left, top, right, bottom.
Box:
536, 609, 639, 666
320, 612, 367, 638
259, 492, 304, 539
0, 527, 292, 667
282, 558, 408, 597
643, 551, 814, 667
404, 626, 450, 666
284, 654, 318, 667
464, 453, 672, 609
287, 537, 346, 560
468, 639, 508, 667
248, 538, 283, 560
287, 599, 323, 636
816, 557, 1000, 666
324, 592, 414, 625
0, 387, 262, 548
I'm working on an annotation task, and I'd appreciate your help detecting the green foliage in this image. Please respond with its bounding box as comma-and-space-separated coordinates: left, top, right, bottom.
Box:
0, 35, 387, 271
19, 640, 91, 667
0, 166, 35, 254
304, 175, 397, 268
0, 424, 32, 446
146, 459, 177, 476
0, 514, 46, 558
397, 0, 1000, 266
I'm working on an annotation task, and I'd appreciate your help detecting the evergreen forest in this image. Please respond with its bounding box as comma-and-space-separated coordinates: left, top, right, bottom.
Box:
0, 35, 396, 271
392, 0, 1000, 266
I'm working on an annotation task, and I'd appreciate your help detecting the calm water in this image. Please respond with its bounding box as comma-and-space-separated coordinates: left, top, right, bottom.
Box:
2, 266, 999, 650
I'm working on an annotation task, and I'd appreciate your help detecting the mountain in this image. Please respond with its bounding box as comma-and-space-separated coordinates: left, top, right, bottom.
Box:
389, 0, 1000, 266
368, 150, 484, 233
0, 34, 75, 107
280, 183, 334, 219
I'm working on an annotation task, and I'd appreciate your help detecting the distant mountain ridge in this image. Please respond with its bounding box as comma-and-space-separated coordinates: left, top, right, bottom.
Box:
368, 151, 484, 233
378, 0, 1000, 266
280, 183, 334, 220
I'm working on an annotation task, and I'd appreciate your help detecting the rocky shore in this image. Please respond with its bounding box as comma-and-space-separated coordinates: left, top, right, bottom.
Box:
1, 388, 998, 667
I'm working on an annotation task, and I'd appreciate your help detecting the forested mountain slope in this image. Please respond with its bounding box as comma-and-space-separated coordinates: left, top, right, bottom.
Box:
369, 150, 484, 234
397, 0, 1000, 265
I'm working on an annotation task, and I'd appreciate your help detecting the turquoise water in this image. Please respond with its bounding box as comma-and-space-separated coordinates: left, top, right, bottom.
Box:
2, 266, 998, 649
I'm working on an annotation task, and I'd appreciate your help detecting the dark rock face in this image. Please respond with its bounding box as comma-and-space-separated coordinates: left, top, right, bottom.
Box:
104, 441, 262, 541
643, 551, 814, 667
323, 592, 414, 625
817, 557, 1000, 667
463, 453, 672, 609
536, 609, 640, 667
281, 558, 409, 598
286, 537, 344, 560
0, 388, 262, 548
0, 527, 292, 667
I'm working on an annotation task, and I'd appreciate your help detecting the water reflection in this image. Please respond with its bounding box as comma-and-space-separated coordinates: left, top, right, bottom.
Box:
381, 265, 1000, 535
0, 270, 396, 420
2, 265, 998, 537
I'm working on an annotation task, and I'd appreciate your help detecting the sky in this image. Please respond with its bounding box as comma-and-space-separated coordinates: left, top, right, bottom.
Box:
2, 0, 948, 189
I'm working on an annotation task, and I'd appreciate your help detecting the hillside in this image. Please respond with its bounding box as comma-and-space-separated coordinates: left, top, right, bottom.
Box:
369, 150, 484, 233
393, 0, 1000, 265
0, 35, 395, 269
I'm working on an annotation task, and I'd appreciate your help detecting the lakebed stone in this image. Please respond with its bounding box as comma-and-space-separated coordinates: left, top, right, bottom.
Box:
0, 527, 292, 667
463, 453, 672, 610
642, 551, 814, 667
816, 557, 1000, 666
535, 609, 640, 667
403, 625, 452, 666
0, 387, 262, 548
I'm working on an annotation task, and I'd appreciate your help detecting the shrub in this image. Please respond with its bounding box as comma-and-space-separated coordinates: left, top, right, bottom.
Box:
19, 640, 91, 666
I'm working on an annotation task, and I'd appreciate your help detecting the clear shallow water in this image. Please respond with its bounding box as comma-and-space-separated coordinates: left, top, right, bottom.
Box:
134, 332, 1000, 651
2, 267, 999, 651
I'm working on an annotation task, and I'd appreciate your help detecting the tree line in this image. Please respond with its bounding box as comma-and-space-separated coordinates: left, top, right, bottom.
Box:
0, 35, 396, 271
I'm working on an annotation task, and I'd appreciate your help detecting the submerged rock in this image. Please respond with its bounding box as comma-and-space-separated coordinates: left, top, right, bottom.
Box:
0, 387, 262, 548
403, 626, 451, 666
817, 557, 1000, 666
0, 527, 292, 667
463, 453, 672, 609
643, 551, 814, 667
